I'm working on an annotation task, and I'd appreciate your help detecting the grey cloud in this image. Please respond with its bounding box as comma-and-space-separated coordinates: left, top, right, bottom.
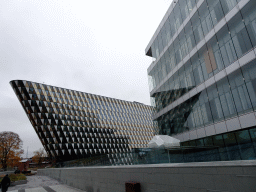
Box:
0, 0, 172, 156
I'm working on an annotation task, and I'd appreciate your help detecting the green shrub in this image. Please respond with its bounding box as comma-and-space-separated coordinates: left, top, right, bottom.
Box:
0, 174, 27, 182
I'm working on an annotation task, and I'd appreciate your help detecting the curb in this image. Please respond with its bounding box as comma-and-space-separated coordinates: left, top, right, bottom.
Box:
10, 180, 27, 186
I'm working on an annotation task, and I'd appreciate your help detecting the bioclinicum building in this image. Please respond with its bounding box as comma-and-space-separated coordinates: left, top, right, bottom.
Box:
146, 0, 256, 160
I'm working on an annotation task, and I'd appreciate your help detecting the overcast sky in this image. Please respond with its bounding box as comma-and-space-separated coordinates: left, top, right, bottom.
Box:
0, 0, 172, 158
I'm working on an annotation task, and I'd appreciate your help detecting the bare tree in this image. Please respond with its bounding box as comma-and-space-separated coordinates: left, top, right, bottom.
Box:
0, 131, 23, 171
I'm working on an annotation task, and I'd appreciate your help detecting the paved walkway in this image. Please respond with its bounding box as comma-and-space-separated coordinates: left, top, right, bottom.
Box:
8, 175, 85, 192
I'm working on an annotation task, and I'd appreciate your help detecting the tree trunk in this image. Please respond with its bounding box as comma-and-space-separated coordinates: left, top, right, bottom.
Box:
2, 160, 7, 171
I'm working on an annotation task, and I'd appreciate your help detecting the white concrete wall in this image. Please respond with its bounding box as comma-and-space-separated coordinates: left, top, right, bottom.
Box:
38, 160, 256, 192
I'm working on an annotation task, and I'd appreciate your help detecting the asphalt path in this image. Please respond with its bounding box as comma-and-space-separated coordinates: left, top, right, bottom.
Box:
7, 175, 85, 192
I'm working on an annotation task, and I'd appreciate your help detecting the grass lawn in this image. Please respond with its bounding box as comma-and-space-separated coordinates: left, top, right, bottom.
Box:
0, 174, 26, 182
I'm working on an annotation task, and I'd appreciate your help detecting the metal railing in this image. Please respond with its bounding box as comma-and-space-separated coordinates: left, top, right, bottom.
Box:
52, 146, 225, 168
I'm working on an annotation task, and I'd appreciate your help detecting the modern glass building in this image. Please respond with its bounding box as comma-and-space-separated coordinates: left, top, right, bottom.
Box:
10, 80, 157, 162
146, 0, 256, 160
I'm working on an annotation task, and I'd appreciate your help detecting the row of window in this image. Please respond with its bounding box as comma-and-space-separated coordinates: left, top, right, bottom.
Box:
148, 0, 248, 92
40, 124, 153, 146
19, 87, 153, 125
27, 101, 152, 125
132, 127, 256, 164
182, 127, 256, 161
151, 0, 256, 113
151, 0, 199, 59
32, 112, 156, 133
32, 113, 155, 131
28, 91, 152, 115
20, 81, 151, 115
157, 59, 256, 135
29, 99, 150, 123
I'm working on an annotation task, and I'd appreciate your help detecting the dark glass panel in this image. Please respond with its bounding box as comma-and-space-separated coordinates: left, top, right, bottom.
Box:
160, 26, 168, 51
216, 24, 235, 67
196, 139, 204, 146
198, 1, 212, 35
228, 12, 253, 58
228, 69, 253, 114
223, 133, 237, 146
187, 0, 197, 10
236, 130, 251, 144
189, 140, 196, 146
198, 44, 213, 80
216, 77, 237, 119
207, 84, 224, 122
223, 132, 241, 160
220, 0, 238, 15
241, 0, 256, 48
163, 21, 172, 47
204, 137, 214, 146
206, 0, 224, 26
184, 60, 196, 92
207, 35, 225, 75
191, 53, 204, 86
249, 127, 256, 150
213, 135, 224, 147
167, 12, 177, 36
241, 59, 256, 110
173, 38, 181, 64
179, 29, 188, 59
179, 0, 189, 21
173, 3, 183, 31
157, 35, 164, 57
184, 21, 196, 51
182, 141, 190, 146
191, 11, 204, 44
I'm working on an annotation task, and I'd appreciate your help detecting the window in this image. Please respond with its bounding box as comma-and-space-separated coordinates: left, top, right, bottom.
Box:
184, 21, 195, 52
191, 11, 204, 44
220, 0, 238, 15
206, 0, 224, 26
198, 1, 213, 35
216, 77, 237, 119
173, 4, 183, 31
228, 69, 253, 114
228, 12, 253, 58
191, 53, 204, 86
207, 35, 224, 75
207, 84, 224, 122
241, 0, 256, 48
241, 59, 256, 110
216, 25, 236, 67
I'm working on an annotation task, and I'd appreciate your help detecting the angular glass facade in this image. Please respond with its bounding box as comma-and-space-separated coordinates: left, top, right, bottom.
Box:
146, 0, 256, 151
181, 127, 256, 161
10, 80, 157, 162
132, 126, 256, 164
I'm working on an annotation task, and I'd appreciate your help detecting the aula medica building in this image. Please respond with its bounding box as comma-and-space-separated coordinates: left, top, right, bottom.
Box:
146, 0, 256, 161
10, 80, 156, 163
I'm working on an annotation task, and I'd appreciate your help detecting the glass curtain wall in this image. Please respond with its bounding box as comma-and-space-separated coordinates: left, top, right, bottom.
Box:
148, 0, 247, 92
157, 58, 256, 135
151, 0, 198, 59
152, 0, 256, 113
181, 127, 256, 161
